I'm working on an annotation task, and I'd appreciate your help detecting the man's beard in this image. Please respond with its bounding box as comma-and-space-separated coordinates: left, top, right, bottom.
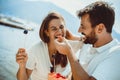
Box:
83, 31, 98, 45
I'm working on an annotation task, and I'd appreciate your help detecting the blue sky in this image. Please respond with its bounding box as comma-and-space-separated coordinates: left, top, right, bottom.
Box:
23, 0, 120, 42
0, 0, 120, 37
1, 0, 120, 34
45, 0, 120, 34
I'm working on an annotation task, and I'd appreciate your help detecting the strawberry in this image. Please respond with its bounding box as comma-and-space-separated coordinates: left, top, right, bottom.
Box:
56, 73, 66, 79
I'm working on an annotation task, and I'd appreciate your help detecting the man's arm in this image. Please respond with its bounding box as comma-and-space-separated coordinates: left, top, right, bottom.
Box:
54, 38, 96, 80
67, 48, 96, 80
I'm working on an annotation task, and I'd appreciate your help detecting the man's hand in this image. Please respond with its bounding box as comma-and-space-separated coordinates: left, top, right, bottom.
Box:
54, 37, 72, 55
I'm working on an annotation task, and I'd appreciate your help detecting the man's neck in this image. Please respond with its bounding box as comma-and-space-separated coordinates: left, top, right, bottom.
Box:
93, 35, 113, 48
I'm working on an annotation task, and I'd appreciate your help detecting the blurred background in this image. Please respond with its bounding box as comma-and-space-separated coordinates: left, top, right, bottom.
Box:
0, 0, 120, 80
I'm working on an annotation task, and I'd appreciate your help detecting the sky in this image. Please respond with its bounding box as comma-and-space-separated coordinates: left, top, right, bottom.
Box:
48, 0, 120, 34
26, 0, 120, 34
44, 0, 120, 16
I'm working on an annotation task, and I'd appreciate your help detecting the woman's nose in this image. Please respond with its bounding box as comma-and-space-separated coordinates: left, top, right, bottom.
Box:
57, 28, 62, 33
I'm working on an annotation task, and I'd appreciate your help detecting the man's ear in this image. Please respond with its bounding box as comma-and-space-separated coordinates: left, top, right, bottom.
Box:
96, 23, 105, 33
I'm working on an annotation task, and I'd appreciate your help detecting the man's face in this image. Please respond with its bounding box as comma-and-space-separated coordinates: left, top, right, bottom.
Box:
83, 29, 98, 44
78, 14, 98, 45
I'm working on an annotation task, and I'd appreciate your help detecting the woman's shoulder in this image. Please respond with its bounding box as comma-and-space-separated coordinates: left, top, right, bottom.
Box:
27, 41, 47, 51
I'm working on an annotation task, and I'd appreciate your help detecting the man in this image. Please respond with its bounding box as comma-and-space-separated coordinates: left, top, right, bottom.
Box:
55, 1, 120, 80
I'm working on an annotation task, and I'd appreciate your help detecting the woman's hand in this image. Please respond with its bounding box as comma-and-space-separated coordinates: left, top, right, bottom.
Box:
66, 30, 81, 40
16, 48, 28, 67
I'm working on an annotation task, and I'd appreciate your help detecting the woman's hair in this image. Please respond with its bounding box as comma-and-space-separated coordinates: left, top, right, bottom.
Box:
39, 12, 67, 67
40, 12, 65, 43
53, 51, 68, 68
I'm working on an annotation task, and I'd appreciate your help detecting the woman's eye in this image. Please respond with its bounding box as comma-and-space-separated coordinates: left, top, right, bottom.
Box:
52, 28, 57, 31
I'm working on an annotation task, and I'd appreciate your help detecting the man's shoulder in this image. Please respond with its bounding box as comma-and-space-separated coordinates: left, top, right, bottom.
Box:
109, 39, 120, 53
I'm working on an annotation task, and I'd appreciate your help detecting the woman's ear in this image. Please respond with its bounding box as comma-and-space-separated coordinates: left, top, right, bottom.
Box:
44, 30, 49, 37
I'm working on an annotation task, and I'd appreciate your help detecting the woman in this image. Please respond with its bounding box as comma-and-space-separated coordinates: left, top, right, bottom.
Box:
16, 12, 82, 80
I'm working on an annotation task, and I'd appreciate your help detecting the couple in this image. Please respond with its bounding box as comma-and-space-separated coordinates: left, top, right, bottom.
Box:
16, 1, 120, 80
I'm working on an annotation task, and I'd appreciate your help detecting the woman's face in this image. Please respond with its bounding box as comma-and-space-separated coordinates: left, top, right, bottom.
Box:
45, 19, 66, 42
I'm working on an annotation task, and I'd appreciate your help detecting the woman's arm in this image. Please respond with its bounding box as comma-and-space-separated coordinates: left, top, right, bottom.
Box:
65, 30, 81, 40
17, 67, 32, 80
16, 48, 32, 80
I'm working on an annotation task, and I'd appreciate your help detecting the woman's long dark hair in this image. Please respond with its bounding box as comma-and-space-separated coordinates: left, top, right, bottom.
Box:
52, 51, 67, 67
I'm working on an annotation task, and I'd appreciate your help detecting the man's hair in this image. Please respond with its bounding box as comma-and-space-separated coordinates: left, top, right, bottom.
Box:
77, 1, 115, 33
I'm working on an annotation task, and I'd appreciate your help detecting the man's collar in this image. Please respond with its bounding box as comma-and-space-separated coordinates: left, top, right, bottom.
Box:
95, 39, 119, 53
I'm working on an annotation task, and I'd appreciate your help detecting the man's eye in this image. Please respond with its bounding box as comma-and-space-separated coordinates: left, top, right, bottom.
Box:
81, 26, 85, 29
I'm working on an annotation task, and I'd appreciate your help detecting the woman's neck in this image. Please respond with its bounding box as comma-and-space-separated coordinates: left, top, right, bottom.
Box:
48, 42, 57, 54
47, 43, 57, 64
